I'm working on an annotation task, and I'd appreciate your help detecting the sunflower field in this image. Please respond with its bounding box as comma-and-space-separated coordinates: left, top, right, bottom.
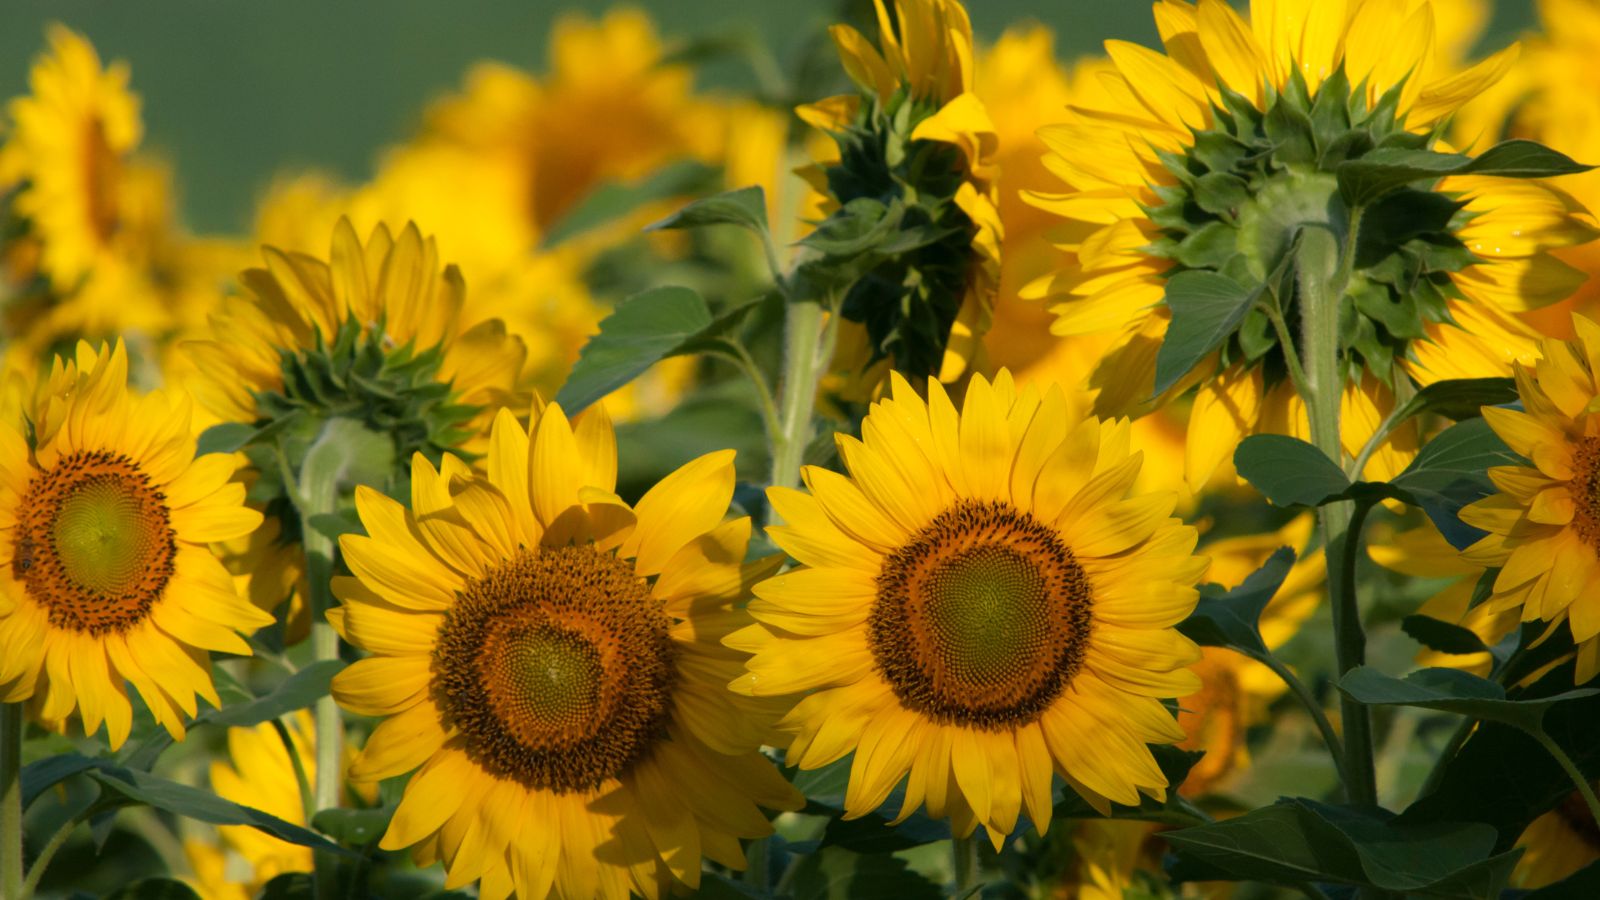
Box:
10, 0, 1600, 897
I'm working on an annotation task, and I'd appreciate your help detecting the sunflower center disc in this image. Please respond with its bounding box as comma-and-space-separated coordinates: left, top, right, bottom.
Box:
13, 451, 176, 634
1571, 436, 1600, 549
431, 545, 675, 792
870, 499, 1092, 729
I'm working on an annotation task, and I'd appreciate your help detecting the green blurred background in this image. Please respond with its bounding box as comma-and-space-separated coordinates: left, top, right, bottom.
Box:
0, 0, 1538, 233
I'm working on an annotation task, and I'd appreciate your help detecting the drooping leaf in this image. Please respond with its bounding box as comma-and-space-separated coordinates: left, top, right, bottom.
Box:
554, 286, 714, 413
312, 805, 395, 846
788, 846, 943, 900
1337, 666, 1599, 733
1178, 547, 1296, 656
1386, 417, 1519, 549
1166, 797, 1520, 896
257, 873, 315, 900
1152, 271, 1261, 396
87, 766, 351, 856
647, 185, 770, 237
1233, 434, 1351, 508
1401, 614, 1491, 657
21, 753, 101, 808
1337, 140, 1590, 206
1386, 378, 1518, 426
104, 879, 204, 900
820, 810, 950, 854
1403, 663, 1600, 853
196, 660, 343, 728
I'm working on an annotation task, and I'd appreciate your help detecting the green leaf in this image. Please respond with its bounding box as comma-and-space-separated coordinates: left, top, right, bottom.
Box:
1165, 797, 1520, 896
554, 286, 713, 413
1387, 417, 1518, 548
788, 847, 942, 900
1178, 547, 1295, 656
104, 879, 204, 900
257, 873, 315, 900
312, 804, 395, 846
1387, 378, 1517, 424
1404, 661, 1600, 852
539, 160, 718, 247
1338, 140, 1589, 207
22, 753, 100, 808
1467, 139, 1591, 178
1152, 271, 1261, 396
695, 873, 768, 900
1401, 614, 1491, 656
195, 422, 256, 456
1233, 434, 1352, 507
820, 810, 950, 854
196, 660, 343, 728
647, 185, 769, 237
87, 766, 351, 856
1337, 666, 1600, 732
800, 198, 903, 257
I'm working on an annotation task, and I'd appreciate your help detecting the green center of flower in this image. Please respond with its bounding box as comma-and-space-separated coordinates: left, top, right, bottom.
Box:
431, 545, 675, 792
54, 477, 157, 596
813, 86, 979, 381
870, 499, 1092, 729
13, 451, 176, 634
1147, 66, 1474, 385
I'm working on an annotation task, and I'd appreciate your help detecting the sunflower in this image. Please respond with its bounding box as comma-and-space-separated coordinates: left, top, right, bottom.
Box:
731, 369, 1205, 844
1459, 314, 1600, 682
805, 0, 1002, 394
0, 340, 268, 748
1062, 819, 1166, 900
330, 402, 801, 898
0, 26, 179, 348
1025, 0, 1597, 489
1511, 789, 1600, 888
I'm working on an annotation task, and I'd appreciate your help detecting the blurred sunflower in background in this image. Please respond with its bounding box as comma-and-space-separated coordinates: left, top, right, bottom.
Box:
805, 0, 1002, 398
0, 25, 239, 391
733, 370, 1205, 843
1025, 0, 1597, 488
331, 403, 799, 899
0, 340, 266, 747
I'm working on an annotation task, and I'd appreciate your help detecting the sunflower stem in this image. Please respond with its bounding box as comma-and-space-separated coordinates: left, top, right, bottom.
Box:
1, 703, 23, 900
18, 813, 77, 900
770, 293, 838, 495
1533, 728, 1600, 831
1295, 224, 1377, 808
1251, 650, 1348, 790
951, 834, 979, 895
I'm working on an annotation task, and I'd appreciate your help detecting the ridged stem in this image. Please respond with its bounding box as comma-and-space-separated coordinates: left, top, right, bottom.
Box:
1, 703, 22, 900
769, 296, 836, 495
1296, 224, 1377, 808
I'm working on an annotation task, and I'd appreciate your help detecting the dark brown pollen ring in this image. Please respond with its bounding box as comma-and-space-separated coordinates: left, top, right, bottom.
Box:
870, 499, 1092, 730
1571, 437, 1600, 550
431, 544, 676, 793
13, 450, 177, 635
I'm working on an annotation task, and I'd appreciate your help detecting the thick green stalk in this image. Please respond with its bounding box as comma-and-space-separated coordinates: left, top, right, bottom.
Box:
769, 297, 835, 494
1296, 226, 1377, 807
2, 703, 22, 900
951, 834, 979, 895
